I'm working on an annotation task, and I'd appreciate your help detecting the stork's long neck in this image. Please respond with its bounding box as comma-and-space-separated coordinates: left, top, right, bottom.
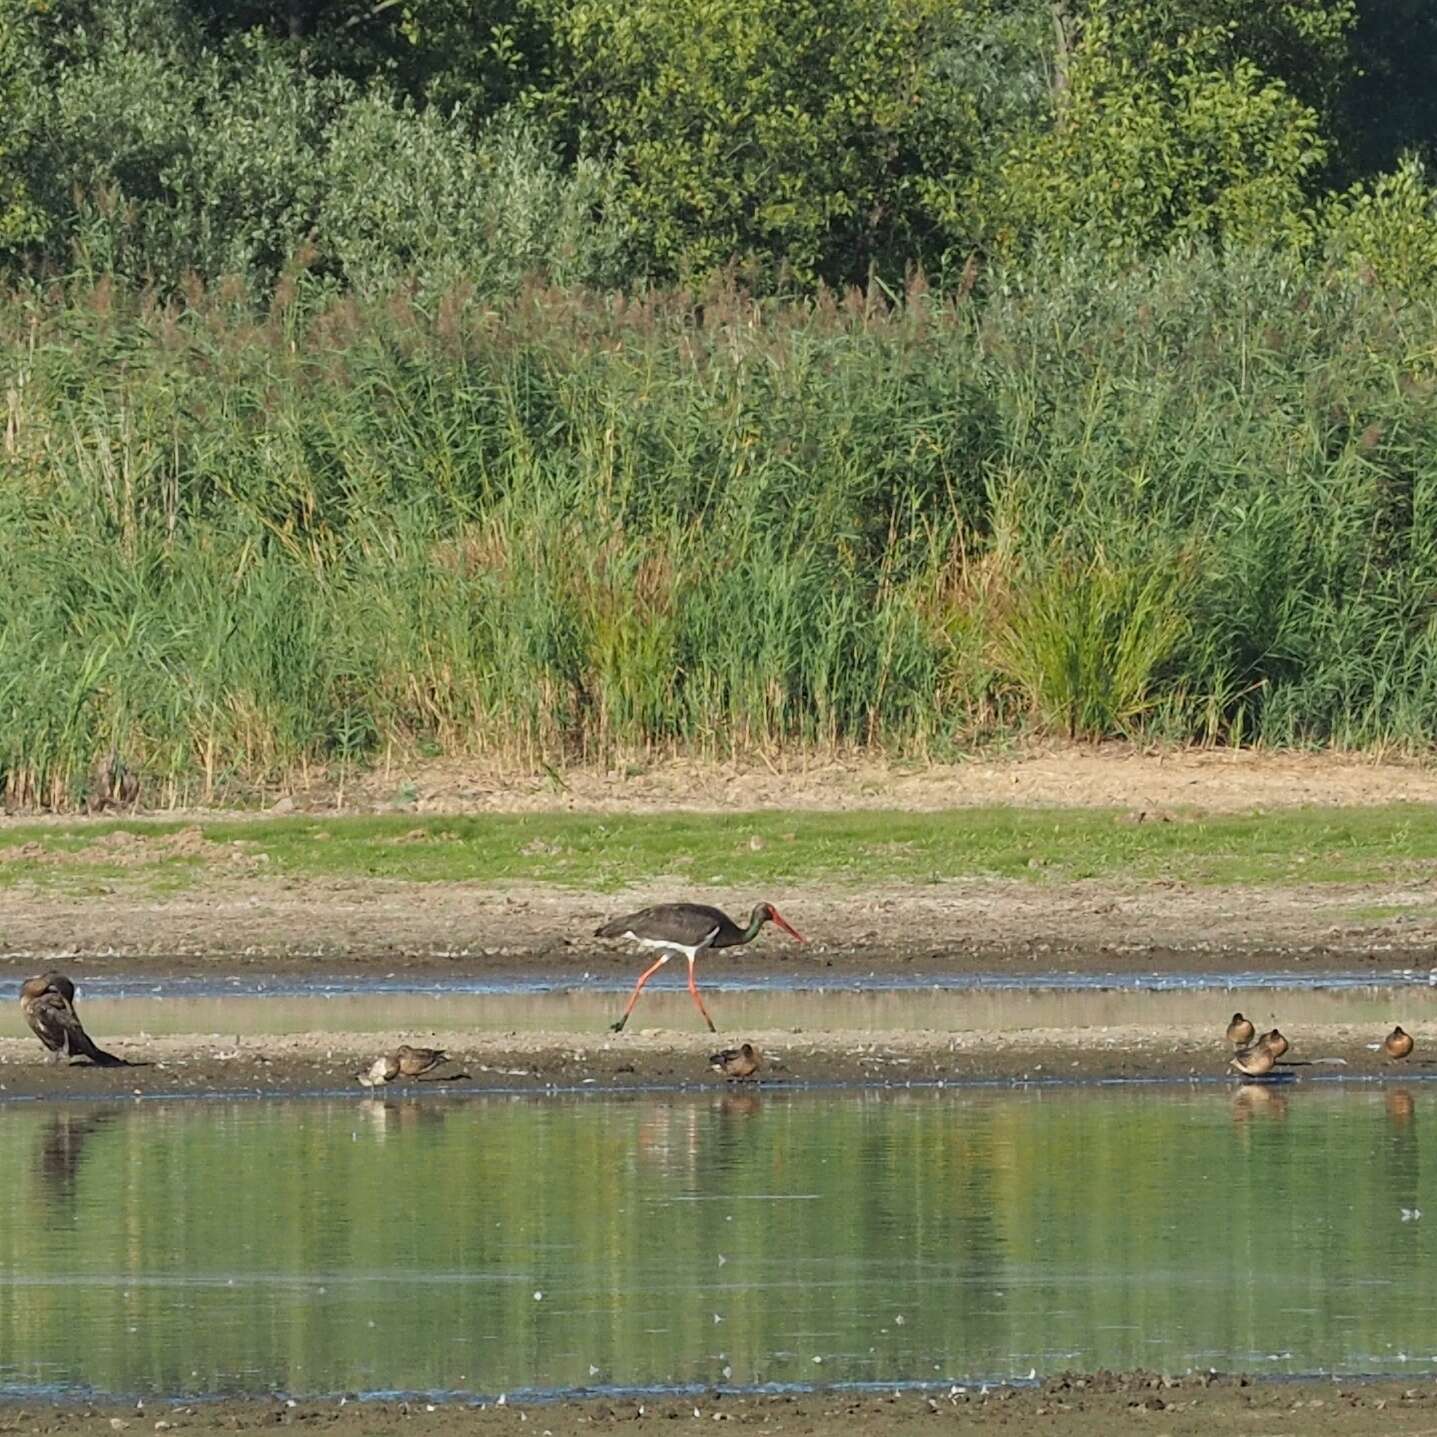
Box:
741, 906, 769, 943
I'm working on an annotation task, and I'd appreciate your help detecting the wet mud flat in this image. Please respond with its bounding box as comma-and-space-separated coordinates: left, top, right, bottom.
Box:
0, 1023, 1429, 1095
3, 950, 1434, 1093
8, 1378, 1437, 1436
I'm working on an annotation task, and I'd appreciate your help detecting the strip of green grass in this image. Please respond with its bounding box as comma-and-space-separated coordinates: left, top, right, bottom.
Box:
0, 805, 1434, 895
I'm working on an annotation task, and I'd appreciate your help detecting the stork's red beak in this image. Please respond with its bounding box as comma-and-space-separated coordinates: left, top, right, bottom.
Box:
769, 907, 806, 943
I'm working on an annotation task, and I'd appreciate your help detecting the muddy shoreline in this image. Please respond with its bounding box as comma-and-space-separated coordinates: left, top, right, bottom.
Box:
5, 877, 1437, 972
0, 1019, 1427, 1096
7, 1376, 1437, 1435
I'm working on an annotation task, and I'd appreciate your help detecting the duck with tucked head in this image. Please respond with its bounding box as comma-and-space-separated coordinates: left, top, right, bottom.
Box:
1230, 1044, 1277, 1079
356, 1045, 462, 1087
19, 972, 125, 1066
1384, 1026, 1415, 1061
1260, 1028, 1289, 1060
709, 1042, 761, 1080
396, 1045, 451, 1077
1226, 1013, 1255, 1047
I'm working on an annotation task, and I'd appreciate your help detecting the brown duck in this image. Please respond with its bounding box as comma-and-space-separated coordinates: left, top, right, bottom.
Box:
396, 1045, 451, 1077
356, 1045, 458, 1087
19, 973, 124, 1066
1260, 1028, 1289, 1060
1384, 1026, 1415, 1061
1229, 1044, 1277, 1079
709, 1042, 761, 1080
1226, 1013, 1255, 1047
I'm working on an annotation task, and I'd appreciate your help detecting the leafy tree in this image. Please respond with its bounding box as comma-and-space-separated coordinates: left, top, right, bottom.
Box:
1322, 154, 1437, 289
539, 0, 986, 287
994, 5, 1336, 255
190, 0, 555, 113
0, 6, 42, 257
1050, 1, 1355, 133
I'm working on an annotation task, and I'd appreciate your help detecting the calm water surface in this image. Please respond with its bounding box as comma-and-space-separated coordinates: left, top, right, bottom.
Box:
2, 982, 1435, 1039
0, 1087, 1433, 1400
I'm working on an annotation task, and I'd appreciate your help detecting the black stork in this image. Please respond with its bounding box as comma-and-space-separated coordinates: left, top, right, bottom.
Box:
594, 901, 805, 1033
19, 972, 125, 1066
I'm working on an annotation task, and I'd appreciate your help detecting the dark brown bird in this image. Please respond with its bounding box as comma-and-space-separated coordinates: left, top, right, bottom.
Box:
357, 1045, 456, 1087
85, 752, 141, 813
1230, 1044, 1277, 1079
709, 1042, 761, 1080
19, 973, 124, 1066
595, 902, 806, 1033
396, 1045, 450, 1077
1226, 1013, 1255, 1047
1384, 1025, 1415, 1061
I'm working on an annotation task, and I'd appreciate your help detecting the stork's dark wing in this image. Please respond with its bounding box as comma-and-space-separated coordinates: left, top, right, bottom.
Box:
595, 903, 729, 943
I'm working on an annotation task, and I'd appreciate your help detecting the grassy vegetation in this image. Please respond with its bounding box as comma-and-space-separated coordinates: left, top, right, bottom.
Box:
2, 805, 1436, 895
8, 249, 1437, 811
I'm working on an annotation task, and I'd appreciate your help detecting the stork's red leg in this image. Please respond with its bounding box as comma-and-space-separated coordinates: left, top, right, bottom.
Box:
686, 956, 717, 1033
610, 953, 670, 1033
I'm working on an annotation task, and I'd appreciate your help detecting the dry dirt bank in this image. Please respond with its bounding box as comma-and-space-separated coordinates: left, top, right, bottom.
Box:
82, 744, 1437, 817
2, 870, 1437, 969
8, 744, 1437, 824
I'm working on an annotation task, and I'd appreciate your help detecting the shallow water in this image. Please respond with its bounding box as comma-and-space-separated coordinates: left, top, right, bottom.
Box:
1, 1086, 1434, 1401
1, 980, 1433, 1039
20, 968, 1437, 998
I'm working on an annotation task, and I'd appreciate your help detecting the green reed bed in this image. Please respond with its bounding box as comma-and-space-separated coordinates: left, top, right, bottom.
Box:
4, 249, 1437, 807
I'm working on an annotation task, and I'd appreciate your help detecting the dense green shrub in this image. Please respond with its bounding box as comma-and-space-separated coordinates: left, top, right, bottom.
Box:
537, 0, 986, 286
6, 0, 1437, 804
1321, 156, 1437, 290
0, 0, 1427, 290
993, 9, 1328, 255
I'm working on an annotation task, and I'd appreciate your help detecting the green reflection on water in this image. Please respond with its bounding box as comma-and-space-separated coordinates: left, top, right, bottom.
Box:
3, 983, 1435, 1039
0, 1087, 1432, 1399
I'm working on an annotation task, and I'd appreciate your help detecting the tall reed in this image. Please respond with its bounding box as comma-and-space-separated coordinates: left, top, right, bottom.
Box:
5, 249, 1437, 806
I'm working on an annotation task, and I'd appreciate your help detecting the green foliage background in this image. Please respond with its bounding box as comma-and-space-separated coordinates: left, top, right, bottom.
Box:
3, 0, 1427, 291
6, 0, 1437, 803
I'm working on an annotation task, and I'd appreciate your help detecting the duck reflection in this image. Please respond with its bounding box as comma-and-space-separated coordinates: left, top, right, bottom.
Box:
357, 1096, 452, 1140
34, 1108, 120, 1203
1231, 1082, 1288, 1124
631, 1092, 771, 1183
1386, 1087, 1415, 1130
718, 1092, 763, 1119
1383, 1086, 1420, 1219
